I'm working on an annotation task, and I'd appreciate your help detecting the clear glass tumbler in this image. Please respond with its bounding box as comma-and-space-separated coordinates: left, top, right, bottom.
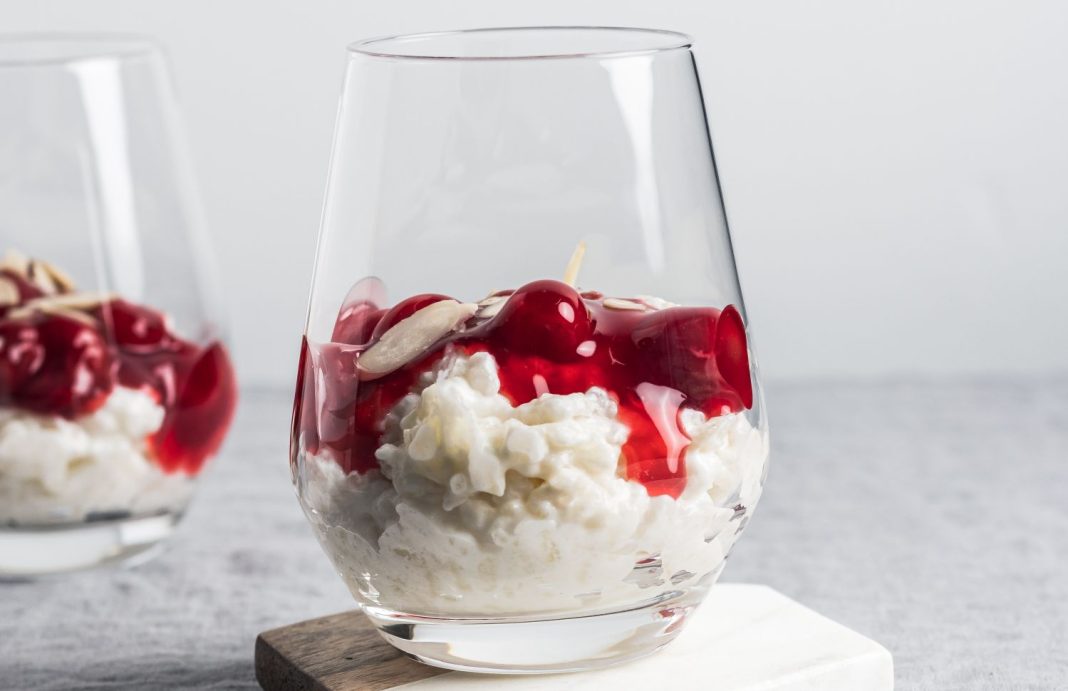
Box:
0, 36, 237, 576
293, 27, 769, 673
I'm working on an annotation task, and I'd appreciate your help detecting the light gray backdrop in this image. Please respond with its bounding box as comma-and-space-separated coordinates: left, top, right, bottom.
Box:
3, 0, 1066, 386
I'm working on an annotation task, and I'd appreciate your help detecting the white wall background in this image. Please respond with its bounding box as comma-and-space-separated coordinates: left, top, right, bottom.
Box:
3, 0, 1066, 386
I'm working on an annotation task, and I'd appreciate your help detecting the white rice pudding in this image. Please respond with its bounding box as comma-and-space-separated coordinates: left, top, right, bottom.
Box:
301, 351, 767, 616
0, 387, 193, 526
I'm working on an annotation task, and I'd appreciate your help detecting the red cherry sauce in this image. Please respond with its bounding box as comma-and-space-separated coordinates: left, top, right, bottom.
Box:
295, 280, 752, 499
0, 294, 236, 475
0, 312, 113, 417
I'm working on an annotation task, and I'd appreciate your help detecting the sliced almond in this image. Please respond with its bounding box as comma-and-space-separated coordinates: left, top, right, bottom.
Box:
38, 260, 77, 293
23, 292, 111, 311
7, 303, 97, 326
0, 250, 30, 277
7, 292, 113, 320
477, 295, 508, 319
0, 252, 77, 293
562, 241, 587, 287
635, 295, 676, 311
27, 261, 57, 295
603, 298, 647, 312
358, 299, 477, 378
0, 277, 19, 307
40, 305, 97, 326
478, 302, 506, 319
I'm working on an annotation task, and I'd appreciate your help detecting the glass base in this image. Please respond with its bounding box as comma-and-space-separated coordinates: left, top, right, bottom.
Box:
0, 512, 180, 578
363, 587, 707, 674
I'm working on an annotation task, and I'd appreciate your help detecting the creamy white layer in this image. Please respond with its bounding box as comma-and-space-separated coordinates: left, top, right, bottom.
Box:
301, 351, 768, 616
0, 387, 193, 525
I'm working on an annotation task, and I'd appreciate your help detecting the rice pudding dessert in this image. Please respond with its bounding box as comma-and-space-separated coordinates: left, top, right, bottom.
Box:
293, 250, 767, 616
0, 251, 237, 526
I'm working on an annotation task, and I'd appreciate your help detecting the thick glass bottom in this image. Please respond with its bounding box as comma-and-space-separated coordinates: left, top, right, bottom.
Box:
0, 512, 180, 578
363, 587, 707, 674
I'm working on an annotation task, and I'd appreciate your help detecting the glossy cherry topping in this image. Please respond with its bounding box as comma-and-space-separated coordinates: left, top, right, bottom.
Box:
146, 341, 237, 474
0, 295, 236, 475
100, 299, 238, 474
0, 312, 112, 417
295, 280, 753, 499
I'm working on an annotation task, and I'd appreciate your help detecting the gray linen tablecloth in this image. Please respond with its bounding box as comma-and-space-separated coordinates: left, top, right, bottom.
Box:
2, 381, 1066, 690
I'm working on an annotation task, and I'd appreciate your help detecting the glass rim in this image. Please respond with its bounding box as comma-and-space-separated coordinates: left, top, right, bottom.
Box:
0, 33, 159, 68
348, 26, 693, 61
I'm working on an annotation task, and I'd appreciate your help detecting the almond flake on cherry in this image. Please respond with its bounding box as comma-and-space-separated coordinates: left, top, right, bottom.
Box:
358, 299, 477, 378
477, 295, 508, 319
0, 277, 19, 307
38, 260, 77, 293
603, 298, 647, 311
0, 250, 30, 277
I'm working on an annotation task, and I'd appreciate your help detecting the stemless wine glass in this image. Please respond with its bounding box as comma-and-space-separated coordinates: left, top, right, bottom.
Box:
293, 27, 769, 673
0, 36, 237, 576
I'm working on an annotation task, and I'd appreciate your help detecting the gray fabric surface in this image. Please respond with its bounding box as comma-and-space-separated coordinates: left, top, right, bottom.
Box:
2, 381, 1066, 690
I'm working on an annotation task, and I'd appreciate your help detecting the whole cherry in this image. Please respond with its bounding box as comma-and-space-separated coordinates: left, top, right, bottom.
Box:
3, 312, 114, 417
0, 319, 44, 397
491, 280, 593, 361
97, 299, 172, 350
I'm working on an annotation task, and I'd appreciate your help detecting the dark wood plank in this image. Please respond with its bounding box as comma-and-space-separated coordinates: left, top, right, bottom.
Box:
255, 610, 448, 691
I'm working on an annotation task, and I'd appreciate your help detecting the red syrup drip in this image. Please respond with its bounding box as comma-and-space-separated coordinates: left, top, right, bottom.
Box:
293, 280, 753, 499
0, 293, 237, 475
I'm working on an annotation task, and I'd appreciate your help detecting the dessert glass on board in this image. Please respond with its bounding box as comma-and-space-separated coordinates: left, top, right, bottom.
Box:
0, 37, 236, 576
292, 27, 769, 673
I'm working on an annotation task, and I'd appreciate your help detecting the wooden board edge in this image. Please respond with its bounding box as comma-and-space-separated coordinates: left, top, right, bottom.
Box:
255, 631, 327, 691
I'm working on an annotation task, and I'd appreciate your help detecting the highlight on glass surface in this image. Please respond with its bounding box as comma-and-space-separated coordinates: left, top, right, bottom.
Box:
292, 27, 769, 673
0, 36, 237, 576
